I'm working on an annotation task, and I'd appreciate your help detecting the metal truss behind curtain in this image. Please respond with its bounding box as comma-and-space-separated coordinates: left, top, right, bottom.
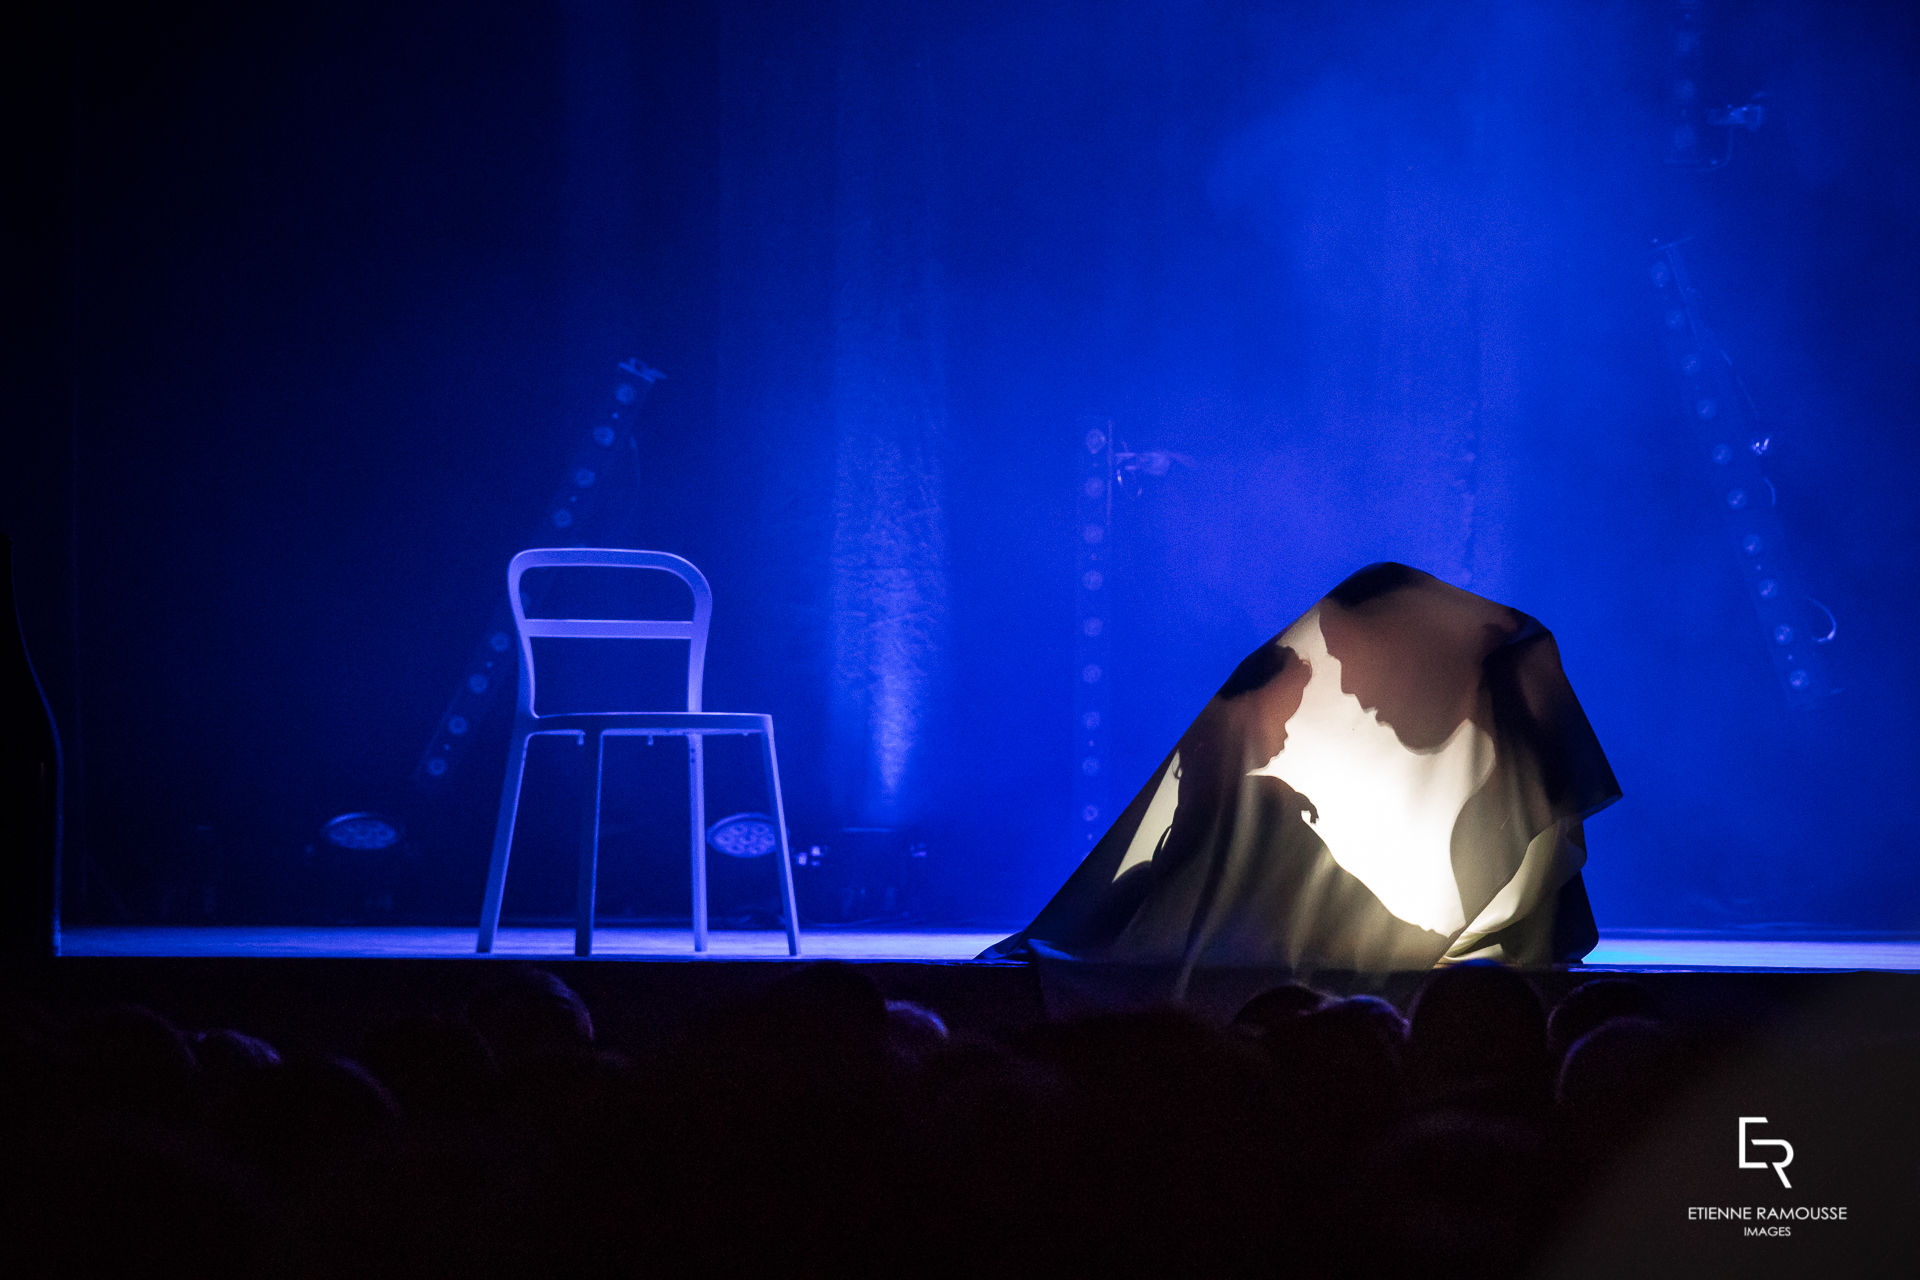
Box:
827, 0, 950, 829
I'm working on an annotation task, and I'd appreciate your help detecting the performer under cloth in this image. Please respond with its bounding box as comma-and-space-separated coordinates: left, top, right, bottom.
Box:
983, 563, 1620, 985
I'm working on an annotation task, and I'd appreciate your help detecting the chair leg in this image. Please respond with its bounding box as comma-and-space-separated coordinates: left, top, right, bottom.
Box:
689, 733, 708, 953
575, 732, 605, 957
478, 731, 532, 953
760, 722, 801, 957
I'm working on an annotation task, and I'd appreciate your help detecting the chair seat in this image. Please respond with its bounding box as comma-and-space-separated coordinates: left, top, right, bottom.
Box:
523, 711, 772, 736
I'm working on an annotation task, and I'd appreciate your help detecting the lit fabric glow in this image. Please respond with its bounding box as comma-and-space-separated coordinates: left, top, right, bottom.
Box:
1249, 608, 1496, 936
987, 563, 1619, 983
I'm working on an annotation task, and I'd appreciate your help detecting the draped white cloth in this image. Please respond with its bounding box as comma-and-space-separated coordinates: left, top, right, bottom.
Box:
986, 564, 1619, 982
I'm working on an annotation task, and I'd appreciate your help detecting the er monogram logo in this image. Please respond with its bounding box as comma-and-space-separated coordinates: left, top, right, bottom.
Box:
1739, 1116, 1795, 1189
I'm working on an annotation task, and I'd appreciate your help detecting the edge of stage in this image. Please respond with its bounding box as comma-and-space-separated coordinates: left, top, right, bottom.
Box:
27, 925, 1920, 1055
53, 924, 1920, 970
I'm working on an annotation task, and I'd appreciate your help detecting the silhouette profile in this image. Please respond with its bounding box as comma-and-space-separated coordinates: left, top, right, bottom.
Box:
985, 564, 1617, 980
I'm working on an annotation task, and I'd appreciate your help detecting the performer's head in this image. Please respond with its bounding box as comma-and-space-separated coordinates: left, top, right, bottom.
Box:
1320, 563, 1515, 751
1212, 641, 1310, 764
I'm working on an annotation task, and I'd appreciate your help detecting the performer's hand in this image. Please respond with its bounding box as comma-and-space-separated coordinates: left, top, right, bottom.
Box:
1257, 775, 1318, 826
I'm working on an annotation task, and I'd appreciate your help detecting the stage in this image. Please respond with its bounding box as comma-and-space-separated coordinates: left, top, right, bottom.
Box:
56, 924, 1920, 971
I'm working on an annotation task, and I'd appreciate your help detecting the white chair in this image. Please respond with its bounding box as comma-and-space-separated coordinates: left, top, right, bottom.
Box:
475, 548, 800, 957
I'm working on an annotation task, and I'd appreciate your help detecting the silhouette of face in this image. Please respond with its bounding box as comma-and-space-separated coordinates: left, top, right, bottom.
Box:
1319, 575, 1510, 751
1228, 646, 1311, 767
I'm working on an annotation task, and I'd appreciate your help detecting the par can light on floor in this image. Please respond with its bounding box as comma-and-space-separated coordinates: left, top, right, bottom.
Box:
706, 812, 778, 859
321, 812, 404, 852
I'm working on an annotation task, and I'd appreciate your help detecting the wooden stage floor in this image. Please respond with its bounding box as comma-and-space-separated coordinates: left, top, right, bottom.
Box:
57, 925, 1920, 971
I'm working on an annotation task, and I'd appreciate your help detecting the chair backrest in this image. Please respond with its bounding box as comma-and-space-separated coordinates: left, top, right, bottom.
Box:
506, 548, 713, 717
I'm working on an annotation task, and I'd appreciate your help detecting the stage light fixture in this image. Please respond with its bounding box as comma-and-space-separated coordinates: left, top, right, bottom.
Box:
1651, 243, 1836, 708
1074, 415, 1116, 852
322, 812, 404, 851
706, 812, 778, 859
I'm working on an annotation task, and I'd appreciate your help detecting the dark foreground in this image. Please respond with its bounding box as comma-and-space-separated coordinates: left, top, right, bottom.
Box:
3, 956, 1914, 1278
